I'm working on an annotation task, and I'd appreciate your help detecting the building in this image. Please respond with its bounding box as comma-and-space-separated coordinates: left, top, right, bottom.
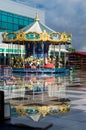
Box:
0, 0, 45, 65
68, 52, 86, 70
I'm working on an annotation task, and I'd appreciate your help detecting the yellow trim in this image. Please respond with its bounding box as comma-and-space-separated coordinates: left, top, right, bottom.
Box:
61, 32, 67, 42
16, 30, 25, 41
13, 103, 71, 117
2, 31, 72, 44
40, 30, 50, 41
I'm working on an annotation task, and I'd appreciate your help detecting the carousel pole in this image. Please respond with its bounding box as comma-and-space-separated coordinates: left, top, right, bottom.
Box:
41, 41, 44, 74
33, 41, 35, 57
10, 43, 12, 67
64, 44, 66, 67
18, 41, 20, 67
8, 43, 10, 66
20, 41, 21, 57
42, 41, 44, 64
11, 41, 14, 67
22, 41, 25, 68
54, 43, 55, 58
58, 43, 61, 68
14, 42, 17, 67
44, 42, 46, 65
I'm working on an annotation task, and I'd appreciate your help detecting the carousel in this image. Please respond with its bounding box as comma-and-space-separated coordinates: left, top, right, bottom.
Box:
2, 14, 72, 73
1, 14, 72, 128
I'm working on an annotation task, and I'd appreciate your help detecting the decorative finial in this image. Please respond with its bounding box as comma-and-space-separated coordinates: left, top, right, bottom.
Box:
35, 11, 39, 21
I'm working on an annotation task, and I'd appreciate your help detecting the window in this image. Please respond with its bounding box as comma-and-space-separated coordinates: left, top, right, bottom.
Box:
0, 10, 34, 32
13, 24, 18, 31
2, 22, 6, 29
8, 16, 13, 23
13, 18, 18, 24
0, 14, 2, 21
18, 25, 24, 30
24, 17, 28, 21
1, 11, 7, 15
7, 23, 13, 30
14, 15, 19, 18
19, 16, 24, 19
2, 15, 7, 22
2, 22, 8, 30
24, 20, 28, 25
0, 22, 1, 27
7, 12, 13, 17
29, 18, 34, 22
19, 19, 23, 25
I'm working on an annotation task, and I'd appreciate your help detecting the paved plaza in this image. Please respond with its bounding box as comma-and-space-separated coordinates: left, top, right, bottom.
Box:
1, 70, 86, 130
40, 71, 86, 130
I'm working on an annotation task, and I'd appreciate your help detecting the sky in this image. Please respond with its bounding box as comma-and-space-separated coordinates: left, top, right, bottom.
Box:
12, 0, 86, 51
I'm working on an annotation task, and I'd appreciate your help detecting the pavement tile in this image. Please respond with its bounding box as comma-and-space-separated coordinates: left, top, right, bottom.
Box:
72, 105, 86, 111
41, 115, 79, 128
49, 125, 63, 130
59, 122, 86, 130
62, 112, 86, 122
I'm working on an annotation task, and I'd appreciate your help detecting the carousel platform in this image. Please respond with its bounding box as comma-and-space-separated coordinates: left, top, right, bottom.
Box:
12, 67, 67, 74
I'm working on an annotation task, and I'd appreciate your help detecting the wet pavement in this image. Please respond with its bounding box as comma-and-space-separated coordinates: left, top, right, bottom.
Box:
40, 70, 86, 130
0, 70, 86, 130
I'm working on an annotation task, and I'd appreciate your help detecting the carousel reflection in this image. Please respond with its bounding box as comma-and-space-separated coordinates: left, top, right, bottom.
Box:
9, 75, 71, 121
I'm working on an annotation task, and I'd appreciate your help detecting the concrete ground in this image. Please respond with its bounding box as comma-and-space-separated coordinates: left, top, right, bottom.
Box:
3, 70, 86, 130
40, 71, 86, 130
41, 90, 86, 130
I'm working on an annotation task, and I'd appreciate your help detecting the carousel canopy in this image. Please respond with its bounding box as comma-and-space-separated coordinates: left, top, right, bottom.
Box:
2, 14, 72, 44
22, 14, 55, 34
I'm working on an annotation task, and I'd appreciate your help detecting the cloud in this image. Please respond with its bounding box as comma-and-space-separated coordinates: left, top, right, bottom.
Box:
12, 0, 86, 51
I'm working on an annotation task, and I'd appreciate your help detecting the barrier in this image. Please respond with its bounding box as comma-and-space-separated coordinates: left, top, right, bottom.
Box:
0, 91, 4, 124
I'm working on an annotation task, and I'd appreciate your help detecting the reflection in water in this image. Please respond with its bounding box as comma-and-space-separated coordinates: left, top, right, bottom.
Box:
47, 76, 67, 99
0, 73, 71, 121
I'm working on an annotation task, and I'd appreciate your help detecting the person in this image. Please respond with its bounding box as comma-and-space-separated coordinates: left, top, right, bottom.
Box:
36, 61, 40, 68
69, 67, 73, 75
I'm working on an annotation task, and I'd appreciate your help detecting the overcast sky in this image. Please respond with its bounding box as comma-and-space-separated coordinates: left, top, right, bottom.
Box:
12, 0, 86, 51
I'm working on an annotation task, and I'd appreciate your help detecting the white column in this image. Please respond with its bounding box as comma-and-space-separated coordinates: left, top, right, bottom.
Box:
4, 52, 6, 65
58, 44, 61, 68
54, 44, 55, 57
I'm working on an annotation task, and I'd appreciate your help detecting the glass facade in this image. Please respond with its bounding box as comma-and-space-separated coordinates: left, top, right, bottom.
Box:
0, 10, 34, 65
0, 10, 34, 32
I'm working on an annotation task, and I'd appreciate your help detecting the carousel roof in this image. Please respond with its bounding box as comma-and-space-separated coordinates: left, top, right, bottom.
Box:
22, 14, 55, 34
2, 14, 72, 44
